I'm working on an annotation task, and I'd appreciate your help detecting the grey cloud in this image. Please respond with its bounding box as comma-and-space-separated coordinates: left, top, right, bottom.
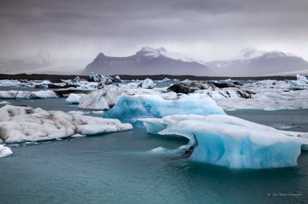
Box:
0, 0, 308, 73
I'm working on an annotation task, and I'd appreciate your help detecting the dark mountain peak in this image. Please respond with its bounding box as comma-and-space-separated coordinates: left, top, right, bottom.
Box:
83, 47, 208, 75
95, 52, 106, 59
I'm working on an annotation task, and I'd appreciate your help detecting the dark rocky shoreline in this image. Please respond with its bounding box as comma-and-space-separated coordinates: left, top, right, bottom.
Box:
0, 73, 297, 82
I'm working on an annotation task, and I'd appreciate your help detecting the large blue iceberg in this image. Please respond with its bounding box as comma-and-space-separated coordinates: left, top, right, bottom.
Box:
105, 94, 225, 123
141, 115, 305, 169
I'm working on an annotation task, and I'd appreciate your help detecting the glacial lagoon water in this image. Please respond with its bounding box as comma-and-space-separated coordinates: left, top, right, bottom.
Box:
0, 99, 308, 204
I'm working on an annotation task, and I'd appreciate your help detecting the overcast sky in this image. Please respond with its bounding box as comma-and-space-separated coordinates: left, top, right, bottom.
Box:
1, 0, 308, 70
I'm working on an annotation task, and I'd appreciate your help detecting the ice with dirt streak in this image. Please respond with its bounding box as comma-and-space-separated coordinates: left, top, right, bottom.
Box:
0, 105, 132, 144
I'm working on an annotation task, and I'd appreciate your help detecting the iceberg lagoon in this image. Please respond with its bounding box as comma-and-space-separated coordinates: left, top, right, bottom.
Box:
0, 76, 308, 203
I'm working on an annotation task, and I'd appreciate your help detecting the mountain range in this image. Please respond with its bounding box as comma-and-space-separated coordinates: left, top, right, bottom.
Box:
84, 47, 308, 76
83, 47, 208, 75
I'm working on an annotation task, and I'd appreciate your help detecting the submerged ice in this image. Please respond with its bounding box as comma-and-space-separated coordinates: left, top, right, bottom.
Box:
141, 115, 308, 169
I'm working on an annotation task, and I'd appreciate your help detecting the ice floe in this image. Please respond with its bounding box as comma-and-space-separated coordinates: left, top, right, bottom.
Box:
0, 100, 9, 105
0, 80, 21, 87
141, 114, 308, 169
0, 90, 57, 99
79, 86, 122, 110
163, 78, 306, 111
0, 144, 13, 158
65, 93, 85, 104
296, 74, 308, 85
208, 79, 308, 110
0, 105, 132, 143
140, 78, 155, 89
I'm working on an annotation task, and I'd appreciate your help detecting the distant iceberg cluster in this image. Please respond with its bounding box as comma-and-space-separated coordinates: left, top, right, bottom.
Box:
206, 75, 308, 111
64, 75, 308, 111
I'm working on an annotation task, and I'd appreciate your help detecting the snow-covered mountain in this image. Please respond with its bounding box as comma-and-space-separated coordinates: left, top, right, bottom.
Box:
83, 47, 209, 75
207, 50, 308, 76
84, 47, 308, 76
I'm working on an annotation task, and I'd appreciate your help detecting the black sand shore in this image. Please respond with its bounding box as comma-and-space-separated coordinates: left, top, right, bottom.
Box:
0, 73, 297, 82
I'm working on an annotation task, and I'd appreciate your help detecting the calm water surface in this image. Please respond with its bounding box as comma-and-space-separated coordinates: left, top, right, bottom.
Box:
0, 99, 307, 204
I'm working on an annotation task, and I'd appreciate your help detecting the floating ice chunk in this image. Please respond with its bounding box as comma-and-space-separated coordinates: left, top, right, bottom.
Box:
71, 134, 85, 138
79, 86, 122, 110
0, 90, 57, 99
0, 101, 9, 105
202, 79, 308, 111
0, 105, 132, 143
0, 80, 21, 87
0, 144, 13, 158
33, 90, 58, 98
141, 114, 306, 169
66, 93, 85, 104
75, 114, 132, 135
140, 78, 155, 89
105, 94, 225, 123
148, 146, 187, 157
79, 92, 108, 110
296, 74, 308, 84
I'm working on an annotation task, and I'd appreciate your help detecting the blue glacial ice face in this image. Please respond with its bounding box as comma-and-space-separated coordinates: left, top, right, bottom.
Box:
141, 115, 303, 169
104, 94, 225, 124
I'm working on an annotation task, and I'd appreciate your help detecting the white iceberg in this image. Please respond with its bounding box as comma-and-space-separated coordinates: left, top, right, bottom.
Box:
65, 93, 85, 104
140, 78, 155, 89
0, 105, 132, 143
141, 114, 308, 169
0, 80, 21, 87
105, 94, 225, 123
296, 74, 308, 85
201, 79, 308, 110
0, 90, 57, 99
79, 86, 122, 110
76, 82, 174, 111
0, 101, 9, 105
0, 144, 13, 158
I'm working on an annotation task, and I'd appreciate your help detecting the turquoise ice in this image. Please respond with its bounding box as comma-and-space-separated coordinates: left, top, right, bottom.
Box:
105, 94, 225, 124
141, 115, 304, 169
